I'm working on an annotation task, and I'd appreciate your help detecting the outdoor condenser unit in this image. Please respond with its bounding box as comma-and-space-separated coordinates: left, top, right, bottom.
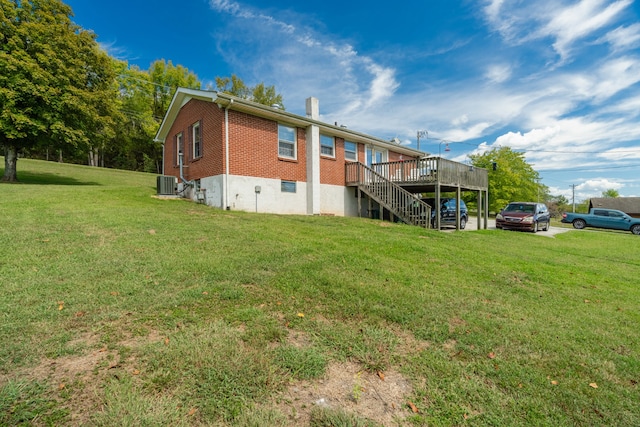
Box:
156, 175, 177, 195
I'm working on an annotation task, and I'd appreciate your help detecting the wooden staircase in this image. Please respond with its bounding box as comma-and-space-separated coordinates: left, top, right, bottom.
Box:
346, 163, 432, 228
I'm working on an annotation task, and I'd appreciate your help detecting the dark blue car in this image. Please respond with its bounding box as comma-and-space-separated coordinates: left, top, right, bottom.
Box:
422, 198, 468, 229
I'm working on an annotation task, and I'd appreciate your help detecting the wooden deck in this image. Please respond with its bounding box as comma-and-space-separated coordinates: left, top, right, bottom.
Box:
346, 157, 490, 230
347, 157, 488, 193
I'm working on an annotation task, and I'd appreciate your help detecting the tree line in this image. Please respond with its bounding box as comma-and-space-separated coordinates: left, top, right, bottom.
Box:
1, 0, 282, 182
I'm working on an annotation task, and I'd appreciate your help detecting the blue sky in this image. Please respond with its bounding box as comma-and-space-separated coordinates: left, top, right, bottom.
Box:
65, 0, 640, 201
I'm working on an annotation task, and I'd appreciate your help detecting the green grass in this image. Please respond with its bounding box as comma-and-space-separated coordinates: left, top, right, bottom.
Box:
1, 158, 639, 426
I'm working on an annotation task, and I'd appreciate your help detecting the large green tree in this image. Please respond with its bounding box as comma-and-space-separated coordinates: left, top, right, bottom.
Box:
0, 0, 118, 181
469, 146, 542, 213
214, 74, 284, 108
148, 59, 200, 121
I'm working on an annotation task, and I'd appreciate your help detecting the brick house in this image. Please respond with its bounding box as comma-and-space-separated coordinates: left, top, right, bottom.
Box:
154, 88, 426, 217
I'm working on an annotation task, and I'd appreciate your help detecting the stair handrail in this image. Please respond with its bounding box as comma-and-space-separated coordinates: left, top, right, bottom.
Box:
346, 162, 432, 228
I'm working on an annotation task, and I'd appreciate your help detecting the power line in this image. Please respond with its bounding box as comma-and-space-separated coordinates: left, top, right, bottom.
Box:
539, 164, 640, 173
422, 136, 640, 155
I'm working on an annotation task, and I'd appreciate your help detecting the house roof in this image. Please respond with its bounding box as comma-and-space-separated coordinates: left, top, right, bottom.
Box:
589, 197, 640, 213
154, 88, 427, 157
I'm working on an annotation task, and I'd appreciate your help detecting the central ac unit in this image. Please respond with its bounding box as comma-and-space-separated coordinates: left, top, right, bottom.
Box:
156, 175, 177, 195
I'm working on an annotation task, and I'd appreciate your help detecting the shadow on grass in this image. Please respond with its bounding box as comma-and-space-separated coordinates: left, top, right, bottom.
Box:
0, 170, 100, 186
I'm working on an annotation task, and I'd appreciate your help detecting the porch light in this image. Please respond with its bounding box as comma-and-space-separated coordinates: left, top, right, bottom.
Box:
438, 140, 451, 157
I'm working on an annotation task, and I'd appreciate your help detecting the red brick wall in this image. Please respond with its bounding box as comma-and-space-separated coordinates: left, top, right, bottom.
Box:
227, 111, 306, 182
164, 102, 306, 183
163, 99, 224, 180
162, 98, 418, 186
320, 137, 348, 186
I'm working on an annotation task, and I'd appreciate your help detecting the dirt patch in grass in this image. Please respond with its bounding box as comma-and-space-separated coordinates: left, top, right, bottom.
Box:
4, 326, 417, 426
2, 328, 164, 426
275, 360, 414, 426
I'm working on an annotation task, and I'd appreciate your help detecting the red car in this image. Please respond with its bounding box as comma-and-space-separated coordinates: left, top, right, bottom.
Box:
496, 202, 550, 233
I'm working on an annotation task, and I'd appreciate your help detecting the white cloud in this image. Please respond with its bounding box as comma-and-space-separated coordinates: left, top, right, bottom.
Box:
577, 178, 624, 192
485, 64, 512, 83
364, 62, 399, 107
542, 0, 632, 61
483, 0, 634, 63
208, 0, 401, 117
598, 23, 640, 51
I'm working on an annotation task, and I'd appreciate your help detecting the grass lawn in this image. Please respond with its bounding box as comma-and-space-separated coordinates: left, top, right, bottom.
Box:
1, 158, 639, 426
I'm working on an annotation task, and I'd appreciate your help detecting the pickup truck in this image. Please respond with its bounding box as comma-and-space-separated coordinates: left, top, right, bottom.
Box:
561, 208, 640, 235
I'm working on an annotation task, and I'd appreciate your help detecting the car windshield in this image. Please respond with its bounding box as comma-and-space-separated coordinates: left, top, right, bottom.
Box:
505, 203, 535, 213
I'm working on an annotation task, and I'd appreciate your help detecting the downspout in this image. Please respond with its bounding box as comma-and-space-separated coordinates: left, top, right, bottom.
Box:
224, 99, 232, 209
178, 151, 191, 186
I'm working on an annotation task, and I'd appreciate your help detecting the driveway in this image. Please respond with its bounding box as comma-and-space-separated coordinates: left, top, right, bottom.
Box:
444, 217, 572, 237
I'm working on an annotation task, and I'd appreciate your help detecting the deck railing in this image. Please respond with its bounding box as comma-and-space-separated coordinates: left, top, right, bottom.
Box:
349, 157, 488, 190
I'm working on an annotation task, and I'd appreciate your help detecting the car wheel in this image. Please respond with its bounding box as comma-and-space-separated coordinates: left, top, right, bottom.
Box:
631, 224, 640, 235
460, 217, 467, 229
573, 219, 586, 229
533, 222, 538, 233
543, 220, 549, 231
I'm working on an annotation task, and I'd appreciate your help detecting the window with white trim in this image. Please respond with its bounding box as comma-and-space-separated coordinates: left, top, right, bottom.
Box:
278, 124, 296, 159
320, 135, 335, 157
175, 132, 183, 165
344, 141, 357, 161
192, 121, 202, 159
281, 180, 297, 193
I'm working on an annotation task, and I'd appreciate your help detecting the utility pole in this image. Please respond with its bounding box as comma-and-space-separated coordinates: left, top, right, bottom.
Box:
416, 130, 428, 152
571, 184, 576, 212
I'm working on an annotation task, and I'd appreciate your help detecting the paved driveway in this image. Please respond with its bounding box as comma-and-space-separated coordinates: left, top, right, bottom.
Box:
446, 217, 572, 237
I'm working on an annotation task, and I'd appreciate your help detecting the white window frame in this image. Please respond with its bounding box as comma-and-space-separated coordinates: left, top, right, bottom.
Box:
278, 124, 296, 159
192, 121, 202, 159
344, 141, 357, 161
320, 134, 335, 157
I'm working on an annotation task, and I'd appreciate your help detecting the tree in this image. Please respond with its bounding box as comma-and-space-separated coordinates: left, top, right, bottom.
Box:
251, 82, 284, 108
601, 189, 619, 198
105, 60, 157, 171
1, 0, 118, 181
148, 59, 200, 121
214, 74, 285, 108
468, 146, 542, 213
547, 194, 570, 218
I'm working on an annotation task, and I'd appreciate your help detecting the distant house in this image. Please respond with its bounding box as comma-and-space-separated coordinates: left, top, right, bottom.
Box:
589, 197, 640, 218
154, 88, 489, 229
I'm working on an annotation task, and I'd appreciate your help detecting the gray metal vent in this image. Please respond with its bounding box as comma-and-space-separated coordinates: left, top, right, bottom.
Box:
156, 175, 177, 195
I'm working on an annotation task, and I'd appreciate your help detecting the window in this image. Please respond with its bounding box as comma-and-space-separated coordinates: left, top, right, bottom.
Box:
278, 124, 296, 159
192, 121, 202, 159
344, 141, 357, 161
320, 135, 335, 157
281, 180, 296, 193
175, 132, 183, 165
